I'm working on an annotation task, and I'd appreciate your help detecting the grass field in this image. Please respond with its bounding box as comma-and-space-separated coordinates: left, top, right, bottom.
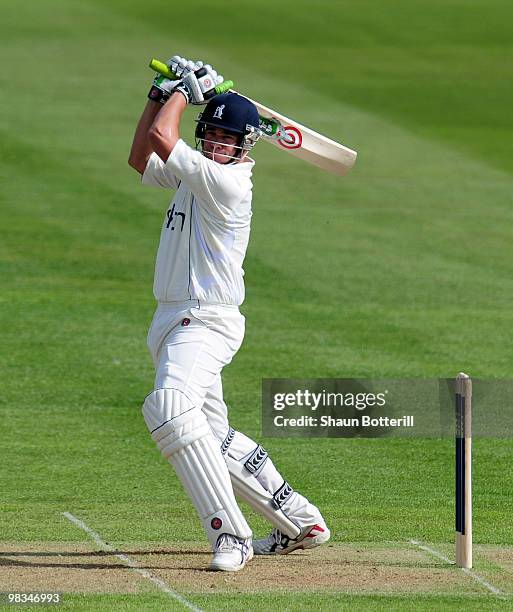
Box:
1, 0, 512, 609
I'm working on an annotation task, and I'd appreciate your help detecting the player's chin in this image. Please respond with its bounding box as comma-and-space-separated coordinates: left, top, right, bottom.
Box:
204, 150, 234, 164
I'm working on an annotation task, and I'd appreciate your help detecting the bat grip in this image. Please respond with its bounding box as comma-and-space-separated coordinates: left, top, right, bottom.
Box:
213, 80, 233, 95
149, 58, 233, 95
149, 58, 178, 79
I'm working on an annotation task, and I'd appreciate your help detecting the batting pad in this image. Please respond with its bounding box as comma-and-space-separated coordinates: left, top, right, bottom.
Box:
226, 455, 301, 538
142, 389, 251, 547
222, 430, 303, 538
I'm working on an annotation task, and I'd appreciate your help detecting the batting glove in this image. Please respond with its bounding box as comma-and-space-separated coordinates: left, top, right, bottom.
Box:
168, 55, 198, 77
148, 55, 217, 105
148, 73, 182, 105
175, 65, 224, 105
148, 55, 197, 104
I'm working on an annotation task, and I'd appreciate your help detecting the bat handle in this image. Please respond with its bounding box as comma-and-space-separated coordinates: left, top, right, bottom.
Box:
211, 80, 233, 95
149, 58, 233, 96
149, 58, 178, 80
258, 116, 289, 142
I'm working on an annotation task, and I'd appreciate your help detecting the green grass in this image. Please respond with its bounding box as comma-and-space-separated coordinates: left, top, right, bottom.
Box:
26, 592, 512, 612
1, 0, 512, 609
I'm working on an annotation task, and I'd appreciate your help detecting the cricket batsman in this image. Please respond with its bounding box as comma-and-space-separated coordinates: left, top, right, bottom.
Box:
128, 55, 330, 571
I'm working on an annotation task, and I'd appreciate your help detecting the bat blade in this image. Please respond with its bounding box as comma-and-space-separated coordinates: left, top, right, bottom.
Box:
236, 94, 357, 176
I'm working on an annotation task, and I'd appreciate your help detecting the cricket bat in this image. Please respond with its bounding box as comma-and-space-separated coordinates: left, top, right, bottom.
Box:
150, 59, 357, 176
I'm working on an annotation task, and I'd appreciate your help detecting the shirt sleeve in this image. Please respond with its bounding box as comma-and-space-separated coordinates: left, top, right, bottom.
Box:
163, 139, 248, 218
141, 152, 181, 190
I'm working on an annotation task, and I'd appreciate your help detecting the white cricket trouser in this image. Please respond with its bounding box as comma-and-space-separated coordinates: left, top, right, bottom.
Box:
147, 300, 325, 536
147, 300, 242, 439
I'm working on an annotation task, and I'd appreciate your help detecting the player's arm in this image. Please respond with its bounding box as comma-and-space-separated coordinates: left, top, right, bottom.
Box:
128, 100, 162, 174
148, 92, 188, 163
128, 55, 200, 175
148, 62, 226, 162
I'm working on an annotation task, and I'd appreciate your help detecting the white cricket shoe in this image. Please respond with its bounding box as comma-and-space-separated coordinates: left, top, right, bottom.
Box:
209, 533, 253, 572
253, 523, 330, 555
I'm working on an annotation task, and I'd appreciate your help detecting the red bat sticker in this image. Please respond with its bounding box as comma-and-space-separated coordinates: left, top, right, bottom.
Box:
278, 126, 302, 149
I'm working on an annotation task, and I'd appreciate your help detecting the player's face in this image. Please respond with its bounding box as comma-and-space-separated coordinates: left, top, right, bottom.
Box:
202, 128, 240, 164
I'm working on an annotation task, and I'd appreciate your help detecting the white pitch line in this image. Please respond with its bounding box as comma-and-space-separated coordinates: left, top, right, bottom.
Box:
409, 539, 504, 597
62, 512, 202, 612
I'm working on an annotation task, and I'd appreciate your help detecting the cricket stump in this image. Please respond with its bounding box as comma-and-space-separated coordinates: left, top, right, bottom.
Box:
455, 372, 472, 569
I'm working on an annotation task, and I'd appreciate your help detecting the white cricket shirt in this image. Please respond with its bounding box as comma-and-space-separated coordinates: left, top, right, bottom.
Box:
142, 139, 254, 305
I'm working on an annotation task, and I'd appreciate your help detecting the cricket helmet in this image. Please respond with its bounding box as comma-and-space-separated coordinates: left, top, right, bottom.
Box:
195, 92, 261, 152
